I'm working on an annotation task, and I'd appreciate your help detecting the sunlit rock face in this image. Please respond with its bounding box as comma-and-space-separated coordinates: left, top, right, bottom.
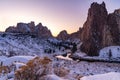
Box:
5, 21, 53, 38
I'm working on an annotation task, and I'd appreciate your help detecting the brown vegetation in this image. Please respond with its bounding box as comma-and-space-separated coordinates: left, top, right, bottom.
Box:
15, 57, 52, 80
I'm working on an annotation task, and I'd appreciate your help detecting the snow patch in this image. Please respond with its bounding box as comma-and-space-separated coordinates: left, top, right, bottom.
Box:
3, 56, 35, 66
99, 46, 120, 58
56, 54, 73, 61
47, 74, 67, 80
81, 72, 120, 80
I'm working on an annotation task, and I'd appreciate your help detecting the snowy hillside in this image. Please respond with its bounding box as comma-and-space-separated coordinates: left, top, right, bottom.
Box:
0, 33, 120, 80
0, 33, 57, 56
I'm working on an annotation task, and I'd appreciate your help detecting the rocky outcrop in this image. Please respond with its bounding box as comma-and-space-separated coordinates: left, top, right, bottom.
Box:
5, 26, 18, 33
57, 28, 82, 40
103, 10, 120, 47
57, 30, 69, 40
80, 2, 108, 56
5, 21, 53, 38
80, 2, 120, 56
56, 2, 120, 56
35, 23, 53, 38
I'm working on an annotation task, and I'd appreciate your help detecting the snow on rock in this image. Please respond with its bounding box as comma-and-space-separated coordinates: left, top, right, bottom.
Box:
0, 56, 8, 61
14, 62, 26, 70
81, 72, 120, 80
56, 54, 73, 61
47, 74, 67, 80
73, 52, 87, 57
0, 33, 47, 56
99, 46, 120, 58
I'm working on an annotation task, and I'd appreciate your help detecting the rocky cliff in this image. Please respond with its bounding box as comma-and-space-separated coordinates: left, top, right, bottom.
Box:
5, 21, 53, 38
80, 2, 120, 56
80, 2, 108, 56
57, 2, 120, 56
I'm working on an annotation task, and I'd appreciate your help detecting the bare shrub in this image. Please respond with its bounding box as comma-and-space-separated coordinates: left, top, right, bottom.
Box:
15, 57, 52, 80
54, 67, 69, 77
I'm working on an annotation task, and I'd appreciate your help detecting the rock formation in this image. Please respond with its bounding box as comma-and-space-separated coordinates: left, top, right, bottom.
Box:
80, 2, 108, 56
57, 2, 120, 56
80, 2, 120, 56
5, 21, 53, 38
35, 23, 53, 38
57, 30, 69, 40
5, 2, 120, 56
57, 28, 82, 40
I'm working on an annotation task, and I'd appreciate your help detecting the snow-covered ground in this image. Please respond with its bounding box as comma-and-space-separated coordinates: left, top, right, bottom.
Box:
0, 33, 120, 80
0, 55, 35, 80
0, 33, 61, 57
81, 72, 120, 80
56, 54, 73, 60
99, 46, 120, 58
1, 54, 120, 80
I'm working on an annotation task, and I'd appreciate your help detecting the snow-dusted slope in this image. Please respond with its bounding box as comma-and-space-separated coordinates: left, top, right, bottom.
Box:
0, 55, 35, 80
0, 33, 120, 80
0, 33, 52, 56
1, 56, 35, 66
99, 46, 120, 58
81, 72, 120, 80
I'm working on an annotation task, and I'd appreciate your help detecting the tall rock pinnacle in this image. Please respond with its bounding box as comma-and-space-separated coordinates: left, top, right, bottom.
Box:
80, 2, 120, 56
80, 2, 108, 56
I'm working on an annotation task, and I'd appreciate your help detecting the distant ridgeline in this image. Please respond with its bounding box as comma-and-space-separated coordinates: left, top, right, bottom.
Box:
5, 21, 53, 38
5, 2, 120, 56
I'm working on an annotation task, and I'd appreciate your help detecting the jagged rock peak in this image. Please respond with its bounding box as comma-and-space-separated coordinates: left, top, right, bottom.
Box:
60, 30, 68, 35
80, 2, 108, 56
28, 21, 35, 27
57, 30, 69, 40
79, 2, 120, 56
88, 1, 108, 19
36, 23, 43, 26
91, 1, 106, 7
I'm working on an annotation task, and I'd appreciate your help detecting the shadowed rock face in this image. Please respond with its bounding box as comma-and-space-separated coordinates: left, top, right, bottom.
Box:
80, 2, 120, 56
80, 2, 108, 56
56, 2, 120, 56
57, 30, 69, 40
5, 21, 53, 38
35, 23, 53, 38
106, 9, 120, 48
57, 28, 82, 40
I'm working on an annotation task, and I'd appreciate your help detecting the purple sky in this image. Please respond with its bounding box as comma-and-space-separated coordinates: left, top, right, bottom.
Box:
0, 0, 120, 36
